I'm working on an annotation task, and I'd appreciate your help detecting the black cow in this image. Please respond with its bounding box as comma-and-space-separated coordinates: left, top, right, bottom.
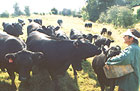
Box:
27, 22, 42, 35
70, 29, 85, 40
18, 19, 25, 26
85, 23, 92, 28
57, 19, 63, 27
26, 31, 101, 90
107, 31, 112, 36
27, 19, 42, 25
33, 19, 42, 25
92, 45, 121, 91
2, 22, 23, 37
94, 37, 114, 48
28, 19, 32, 23
83, 33, 100, 43
0, 31, 43, 89
101, 28, 107, 35
55, 30, 69, 40
27, 23, 59, 37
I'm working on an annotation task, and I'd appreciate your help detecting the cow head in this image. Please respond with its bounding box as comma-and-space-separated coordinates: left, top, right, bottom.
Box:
12, 23, 23, 37
101, 28, 107, 35
103, 45, 121, 60
28, 19, 32, 23
73, 39, 102, 59
42, 25, 56, 36
18, 19, 25, 26
105, 39, 114, 47
57, 19, 63, 26
34, 19, 42, 25
5, 50, 44, 81
106, 45, 121, 58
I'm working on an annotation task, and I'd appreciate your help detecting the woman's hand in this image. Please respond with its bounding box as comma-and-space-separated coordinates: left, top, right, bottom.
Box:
104, 64, 110, 70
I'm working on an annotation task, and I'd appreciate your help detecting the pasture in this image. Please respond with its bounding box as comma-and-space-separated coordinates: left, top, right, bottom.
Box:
0, 14, 139, 91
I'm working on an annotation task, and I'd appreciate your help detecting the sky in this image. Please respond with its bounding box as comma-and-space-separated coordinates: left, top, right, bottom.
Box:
0, 0, 86, 14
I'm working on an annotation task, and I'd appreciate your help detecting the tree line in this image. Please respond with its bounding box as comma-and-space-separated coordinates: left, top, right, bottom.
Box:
0, 2, 81, 18
81, 0, 140, 27
1, 1, 140, 28
0, 2, 30, 17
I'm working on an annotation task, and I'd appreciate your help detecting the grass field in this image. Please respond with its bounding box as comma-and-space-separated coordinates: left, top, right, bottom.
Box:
0, 14, 139, 91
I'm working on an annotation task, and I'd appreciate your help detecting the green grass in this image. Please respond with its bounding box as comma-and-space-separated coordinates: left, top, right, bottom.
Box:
0, 14, 139, 91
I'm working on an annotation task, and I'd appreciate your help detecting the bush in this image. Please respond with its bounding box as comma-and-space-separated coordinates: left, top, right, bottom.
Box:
98, 12, 107, 23
137, 8, 140, 19
0, 11, 9, 18
98, 6, 136, 28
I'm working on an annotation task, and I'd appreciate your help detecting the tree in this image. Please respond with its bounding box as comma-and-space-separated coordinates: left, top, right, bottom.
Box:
0, 11, 9, 18
98, 6, 136, 27
62, 8, 72, 16
51, 8, 58, 15
85, 0, 117, 22
24, 6, 30, 16
137, 8, 140, 19
81, 7, 89, 21
82, 0, 139, 22
13, 2, 23, 16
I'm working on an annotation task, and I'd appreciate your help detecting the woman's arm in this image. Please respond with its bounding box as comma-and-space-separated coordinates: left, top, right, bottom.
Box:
106, 47, 132, 65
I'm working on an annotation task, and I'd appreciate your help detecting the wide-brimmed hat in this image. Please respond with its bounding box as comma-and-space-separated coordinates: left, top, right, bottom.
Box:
123, 29, 139, 40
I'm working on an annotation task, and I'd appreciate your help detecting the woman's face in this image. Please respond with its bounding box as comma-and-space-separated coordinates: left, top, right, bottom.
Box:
123, 35, 134, 45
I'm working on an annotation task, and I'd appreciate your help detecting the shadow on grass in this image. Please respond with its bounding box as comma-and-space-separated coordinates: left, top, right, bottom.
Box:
82, 60, 100, 86
0, 81, 16, 91
18, 70, 80, 91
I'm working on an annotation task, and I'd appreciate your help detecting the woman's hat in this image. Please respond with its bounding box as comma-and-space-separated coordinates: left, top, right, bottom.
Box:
123, 29, 139, 40
131, 29, 140, 38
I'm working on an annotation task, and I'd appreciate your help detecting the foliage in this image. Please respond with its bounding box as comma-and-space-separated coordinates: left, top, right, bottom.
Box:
82, 0, 140, 22
0, 11, 9, 18
125, 0, 140, 7
51, 8, 58, 15
13, 2, 24, 16
33, 12, 39, 15
83, 0, 118, 22
98, 6, 136, 28
24, 6, 30, 16
72, 11, 82, 18
62, 8, 72, 16
81, 7, 89, 21
137, 8, 140, 19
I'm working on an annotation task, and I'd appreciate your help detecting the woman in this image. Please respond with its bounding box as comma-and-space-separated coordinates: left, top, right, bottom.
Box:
105, 29, 140, 91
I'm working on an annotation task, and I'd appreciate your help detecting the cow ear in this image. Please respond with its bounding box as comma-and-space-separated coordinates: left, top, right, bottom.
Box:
5, 53, 15, 63
73, 39, 82, 48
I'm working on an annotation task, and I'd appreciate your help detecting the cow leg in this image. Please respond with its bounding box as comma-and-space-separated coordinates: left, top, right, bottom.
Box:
97, 76, 105, 91
7, 70, 16, 89
100, 84, 105, 91
50, 75, 61, 91
54, 78, 61, 91
72, 64, 77, 76
73, 70, 77, 76
110, 80, 115, 91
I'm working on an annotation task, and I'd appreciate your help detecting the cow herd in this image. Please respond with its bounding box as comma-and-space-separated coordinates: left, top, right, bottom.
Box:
0, 18, 118, 91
